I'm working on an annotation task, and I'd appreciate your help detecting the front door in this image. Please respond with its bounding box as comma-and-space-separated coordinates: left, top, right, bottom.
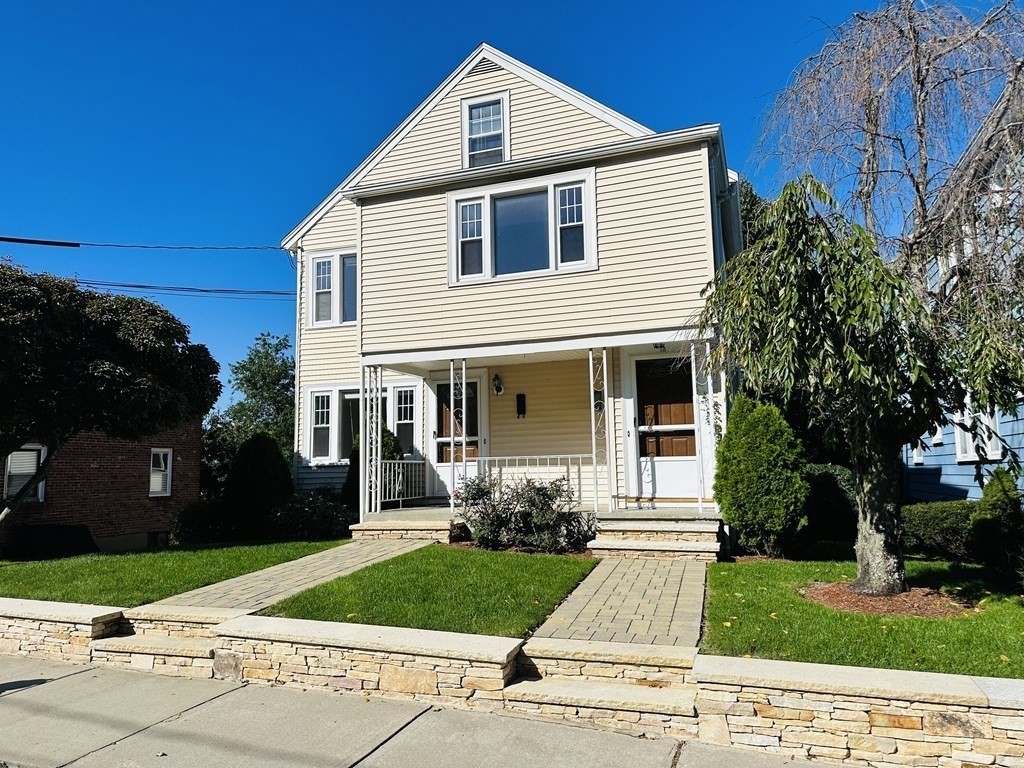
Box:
627, 356, 702, 503
430, 380, 485, 497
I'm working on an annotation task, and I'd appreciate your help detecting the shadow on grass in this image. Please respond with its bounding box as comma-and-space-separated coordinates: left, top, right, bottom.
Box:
904, 560, 1017, 605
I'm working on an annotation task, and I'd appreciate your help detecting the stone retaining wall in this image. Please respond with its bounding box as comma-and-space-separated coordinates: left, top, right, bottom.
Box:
349, 522, 454, 543
91, 647, 215, 678
519, 638, 696, 688
588, 547, 718, 562
693, 655, 1024, 768
0, 597, 123, 662
212, 615, 522, 710
122, 605, 249, 638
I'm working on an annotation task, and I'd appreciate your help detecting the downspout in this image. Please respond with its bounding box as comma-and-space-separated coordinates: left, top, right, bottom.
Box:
292, 245, 303, 485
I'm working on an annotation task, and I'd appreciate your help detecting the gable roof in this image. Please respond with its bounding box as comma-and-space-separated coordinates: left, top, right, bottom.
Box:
282, 43, 654, 250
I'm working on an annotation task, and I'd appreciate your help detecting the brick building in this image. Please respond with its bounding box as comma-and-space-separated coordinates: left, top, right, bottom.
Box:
1, 420, 201, 554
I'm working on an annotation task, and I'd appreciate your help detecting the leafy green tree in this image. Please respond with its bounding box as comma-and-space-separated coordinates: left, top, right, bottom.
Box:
223, 332, 294, 461
700, 177, 1024, 595
0, 262, 221, 523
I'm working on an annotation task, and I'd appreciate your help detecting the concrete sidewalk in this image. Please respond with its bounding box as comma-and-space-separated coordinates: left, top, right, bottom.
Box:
0, 655, 827, 768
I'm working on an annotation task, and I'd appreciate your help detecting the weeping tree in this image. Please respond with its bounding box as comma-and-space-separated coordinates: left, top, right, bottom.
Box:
0, 263, 221, 524
701, 177, 1024, 595
702, 0, 1024, 595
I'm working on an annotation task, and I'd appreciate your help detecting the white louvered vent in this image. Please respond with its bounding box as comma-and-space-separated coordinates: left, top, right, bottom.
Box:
468, 58, 501, 76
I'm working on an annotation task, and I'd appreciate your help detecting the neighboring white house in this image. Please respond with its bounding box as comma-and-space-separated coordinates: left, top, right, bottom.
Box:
282, 43, 741, 538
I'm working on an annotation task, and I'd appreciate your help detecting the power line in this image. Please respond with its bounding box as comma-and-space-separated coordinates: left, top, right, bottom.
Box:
0, 234, 282, 251
74, 279, 294, 302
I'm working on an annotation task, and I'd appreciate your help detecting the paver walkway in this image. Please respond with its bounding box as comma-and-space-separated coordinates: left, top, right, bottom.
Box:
154, 539, 430, 612
533, 558, 706, 646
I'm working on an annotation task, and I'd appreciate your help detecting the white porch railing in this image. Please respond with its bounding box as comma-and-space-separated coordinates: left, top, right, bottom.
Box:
475, 455, 590, 503
379, 460, 427, 506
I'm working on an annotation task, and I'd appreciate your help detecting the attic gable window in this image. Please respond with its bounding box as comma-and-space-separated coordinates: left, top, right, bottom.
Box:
448, 169, 596, 285
463, 92, 509, 168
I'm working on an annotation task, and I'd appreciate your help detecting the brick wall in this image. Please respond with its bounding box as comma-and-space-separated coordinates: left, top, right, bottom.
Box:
1, 421, 201, 548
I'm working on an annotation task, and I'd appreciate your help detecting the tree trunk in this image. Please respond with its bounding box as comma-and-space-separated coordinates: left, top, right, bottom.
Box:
852, 446, 906, 596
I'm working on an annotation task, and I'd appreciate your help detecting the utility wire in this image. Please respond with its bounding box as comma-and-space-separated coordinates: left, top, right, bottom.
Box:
0, 234, 282, 251
73, 279, 294, 303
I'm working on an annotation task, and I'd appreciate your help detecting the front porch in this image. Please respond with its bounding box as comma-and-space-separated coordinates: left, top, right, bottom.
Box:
352, 334, 725, 559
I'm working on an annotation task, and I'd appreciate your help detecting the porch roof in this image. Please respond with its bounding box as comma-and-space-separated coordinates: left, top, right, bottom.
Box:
361, 328, 707, 376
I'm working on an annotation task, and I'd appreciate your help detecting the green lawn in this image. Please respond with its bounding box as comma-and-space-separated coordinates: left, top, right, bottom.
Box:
703, 559, 1024, 679
262, 544, 596, 638
0, 540, 344, 608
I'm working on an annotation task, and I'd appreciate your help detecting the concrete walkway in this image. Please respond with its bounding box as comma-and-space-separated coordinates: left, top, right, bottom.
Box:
154, 539, 430, 612
533, 558, 706, 646
0, 655, 832, 768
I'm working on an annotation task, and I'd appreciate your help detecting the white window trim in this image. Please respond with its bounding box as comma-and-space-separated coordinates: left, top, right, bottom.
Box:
306, 249, 357, 329
149, 448, 173, 498
954, 407, 1001, 463
304, 381, 422, 465
308, 390, 337, 465
461, 91, 510, 169
5, 444, 46, 502
447, 168, 598, 287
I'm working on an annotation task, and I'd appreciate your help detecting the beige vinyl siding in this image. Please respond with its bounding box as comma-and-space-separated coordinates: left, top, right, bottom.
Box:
487, 360, 591, 457
359, 145, 712, 353
360, 65, 631, 186
301, 198, 358, 252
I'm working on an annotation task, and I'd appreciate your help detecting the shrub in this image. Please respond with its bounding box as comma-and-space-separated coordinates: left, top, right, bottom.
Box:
799, 463, 858, 544
340, 421, 404, 512
970, 467, 1024, 579
459, 475, 595, 554
715, 395, 809, 557
268, 487, 354, 541
171, 498, 234, 545
902, 500, 976, 562
223, 432, 294, 538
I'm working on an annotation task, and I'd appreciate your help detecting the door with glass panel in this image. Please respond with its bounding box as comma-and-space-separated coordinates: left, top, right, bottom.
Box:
631, 357, 700, 501
430, 381, 483, 498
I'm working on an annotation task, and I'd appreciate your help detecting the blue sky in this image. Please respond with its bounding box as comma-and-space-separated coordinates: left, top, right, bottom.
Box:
1, 0, 875, 404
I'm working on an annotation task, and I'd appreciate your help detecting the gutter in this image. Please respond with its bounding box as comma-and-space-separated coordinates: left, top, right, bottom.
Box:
342, 124, 723, 201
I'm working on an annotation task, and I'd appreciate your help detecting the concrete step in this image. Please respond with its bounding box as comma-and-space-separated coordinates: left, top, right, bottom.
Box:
587, 538, 720, 558
518, 638, 696, 687
504, 676, 696, 717
92, 634, 216, 659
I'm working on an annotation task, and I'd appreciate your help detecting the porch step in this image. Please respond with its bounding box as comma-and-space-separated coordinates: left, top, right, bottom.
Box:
349, 520, 454, 543
597, 520, 720, 534
587, 537, 719, 561
503, 676, 696, 717
598, 509, 721, 522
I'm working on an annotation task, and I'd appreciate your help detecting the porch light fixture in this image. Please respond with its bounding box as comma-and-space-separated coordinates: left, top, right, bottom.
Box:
653, 343, 667, 352
492, 373, 504, 396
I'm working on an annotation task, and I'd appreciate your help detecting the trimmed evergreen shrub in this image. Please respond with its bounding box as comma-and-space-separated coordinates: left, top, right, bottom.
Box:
171, 498, 233, 545
970, 467, 1024, 579
459, 475, 595, 554
223, 432, 294, 538
715, 395, 809, 557
902, 500, 976, 562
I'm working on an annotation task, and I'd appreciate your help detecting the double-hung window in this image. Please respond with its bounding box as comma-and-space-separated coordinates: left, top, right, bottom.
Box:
954, 406, 1001, 463
449, 169, 596, 284
311, 392, 333, 462
395, 387, 416, 455
463, 93, 508, 168
150, 448, 172, 497
308, 252, 357, 327
5, 445, 45, 501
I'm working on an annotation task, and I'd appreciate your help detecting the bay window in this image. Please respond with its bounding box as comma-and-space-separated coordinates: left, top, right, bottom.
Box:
449, 169, 596, 284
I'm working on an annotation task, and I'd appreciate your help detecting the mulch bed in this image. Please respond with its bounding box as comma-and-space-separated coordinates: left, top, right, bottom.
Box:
802, 581, 968, 618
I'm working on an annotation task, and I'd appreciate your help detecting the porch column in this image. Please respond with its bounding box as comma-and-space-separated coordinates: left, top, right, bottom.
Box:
358, 364, 366, 524
449, 359, 456, 516
604, 348, 615, 513
363, 364, 383, 517
690, 343, 706, 517
589, 348, 609, 513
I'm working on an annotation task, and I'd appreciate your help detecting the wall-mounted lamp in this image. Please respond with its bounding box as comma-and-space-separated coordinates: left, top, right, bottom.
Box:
492, 373, 504, 396
653, 343, 667, 352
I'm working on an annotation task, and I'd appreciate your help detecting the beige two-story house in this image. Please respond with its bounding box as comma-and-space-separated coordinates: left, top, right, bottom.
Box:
283, 44, 740, 556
